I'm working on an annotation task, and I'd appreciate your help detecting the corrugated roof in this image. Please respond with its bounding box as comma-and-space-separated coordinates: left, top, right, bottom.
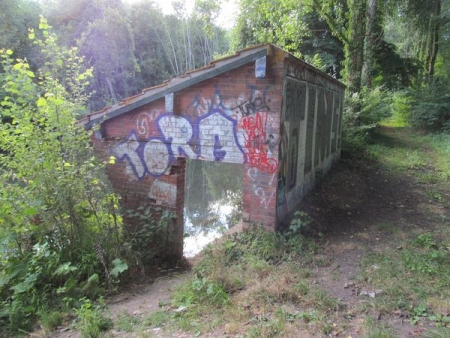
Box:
78, 44, 272, 129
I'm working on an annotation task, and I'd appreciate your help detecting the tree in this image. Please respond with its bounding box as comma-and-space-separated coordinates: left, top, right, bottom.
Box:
233, 0, 344, 77
0, 0, 40, 60
78, 7, 139, 110
0, 18, 125, 332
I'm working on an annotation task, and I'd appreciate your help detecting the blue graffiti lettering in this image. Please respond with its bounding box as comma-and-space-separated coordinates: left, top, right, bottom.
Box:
113, 109, 247, 179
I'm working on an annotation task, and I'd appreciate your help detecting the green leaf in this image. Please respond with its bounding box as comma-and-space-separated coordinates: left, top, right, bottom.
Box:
87, 273, 99, 284
36, 97, 47, 107
23, 207, 37, 216
110, 258, 128, 278
54, 262, 78, 276
28, 33, 35, 40
6, 50, 13, 55
39, 22, 49, 30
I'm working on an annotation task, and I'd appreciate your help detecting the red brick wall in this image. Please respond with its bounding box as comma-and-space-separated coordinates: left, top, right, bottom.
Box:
92, 52, 285, 259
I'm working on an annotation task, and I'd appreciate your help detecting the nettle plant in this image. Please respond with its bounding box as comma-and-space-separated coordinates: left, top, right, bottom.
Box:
0, 17, 126, 332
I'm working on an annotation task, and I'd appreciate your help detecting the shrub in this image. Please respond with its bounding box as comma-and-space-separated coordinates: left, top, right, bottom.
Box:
342, 87, 394, 158
410, 77, 450, 132
0, 17, 126, 333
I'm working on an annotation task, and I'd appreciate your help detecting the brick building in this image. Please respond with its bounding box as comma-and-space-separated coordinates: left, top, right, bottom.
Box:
79, 44, 345, 259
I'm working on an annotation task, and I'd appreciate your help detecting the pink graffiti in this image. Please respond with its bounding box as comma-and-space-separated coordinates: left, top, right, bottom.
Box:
136, 110, 160, 137
240, 112, 278, 173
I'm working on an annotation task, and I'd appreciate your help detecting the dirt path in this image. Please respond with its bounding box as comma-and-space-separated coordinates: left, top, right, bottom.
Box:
297, 127, 450, 337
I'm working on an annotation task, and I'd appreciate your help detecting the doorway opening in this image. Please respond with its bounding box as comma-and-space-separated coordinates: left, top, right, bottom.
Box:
183, 159, 243, 257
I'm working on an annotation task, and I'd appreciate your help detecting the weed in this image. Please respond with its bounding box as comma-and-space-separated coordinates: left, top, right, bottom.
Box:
114, 313, 141, 332
75, 298, 113, 338
363, 316, 395, 338
38, 310, 64, 331
425, 190, 446, 203
142, 310, 171, 327
308, 289, 342, 313
289, 211, 313, 233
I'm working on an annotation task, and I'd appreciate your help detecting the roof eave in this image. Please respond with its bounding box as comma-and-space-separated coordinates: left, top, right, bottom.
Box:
80, 45, 270, 129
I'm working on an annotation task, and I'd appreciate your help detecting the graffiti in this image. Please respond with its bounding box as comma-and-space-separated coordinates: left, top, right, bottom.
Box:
314, 87, 326, 167
331, 95, 341, 153
113, 109, 248, 179
185, 85, 228, 117
148, 180, 177, 206
233, 90, 270, 117
158, 115, 198, 159
113, 133, 171, 178
240, 112, 277, 173
285, 78, 306, 121
278, 74, 344, 223
304, 86, 316, 176
286, 63, 329, 89
287, 129, 298, 189
114, 87, 278, 180
198, 110, 244, 162
284, 78, 306, 190
247, 167, 276, 209
136, 110, 161, 137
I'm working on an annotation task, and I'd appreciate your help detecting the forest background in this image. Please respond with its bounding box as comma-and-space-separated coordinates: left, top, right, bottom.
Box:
1, 0, 449, 335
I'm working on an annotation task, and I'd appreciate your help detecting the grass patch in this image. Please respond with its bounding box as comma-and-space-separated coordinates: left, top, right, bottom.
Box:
38, 310, 64, 331
369, 127, 450, 185
114, 313, 141, 332
362, 316, 396, 338
161, 223, 334, 336
359, 230, 450, 325
376, 222, 399, 235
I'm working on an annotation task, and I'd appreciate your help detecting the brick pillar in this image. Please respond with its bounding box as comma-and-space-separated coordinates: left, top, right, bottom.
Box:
167, 157, 185, 260
242, 163, 277, 230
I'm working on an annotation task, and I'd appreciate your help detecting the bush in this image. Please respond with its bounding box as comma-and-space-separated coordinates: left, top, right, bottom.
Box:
341, 87, 393, 158
0, 17, 126, 333
410, 77, 450, 132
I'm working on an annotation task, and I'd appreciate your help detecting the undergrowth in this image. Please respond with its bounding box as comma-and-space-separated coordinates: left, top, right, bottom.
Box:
112, 219, 345, 337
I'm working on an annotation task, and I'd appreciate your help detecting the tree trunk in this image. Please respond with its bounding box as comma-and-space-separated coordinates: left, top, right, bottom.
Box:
346, 0, 367, 94
428, 0, 441, 78
363, 0, 377, 88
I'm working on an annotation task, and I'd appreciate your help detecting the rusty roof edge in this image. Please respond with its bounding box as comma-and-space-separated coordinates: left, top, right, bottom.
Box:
80, 45, 270, 129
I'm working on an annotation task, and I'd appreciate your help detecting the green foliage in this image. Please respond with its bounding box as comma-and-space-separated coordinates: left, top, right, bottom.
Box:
233, 0, 344, 77
75, 298, 113, 338
114, 313, 141, 332
371, 40, 421, 90
342, 87, 394, 158
38, 309, 64, 331
173, 274, 230, 308
174, 222, 317, 308
363, 316, 395, 338
289, 211, 313, 233
0, 17, 126, 333
123, 206, 176, 267
409, 77, 450, 132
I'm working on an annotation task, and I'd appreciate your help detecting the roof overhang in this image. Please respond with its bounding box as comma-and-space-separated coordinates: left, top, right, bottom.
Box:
79, 44, 271, 129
